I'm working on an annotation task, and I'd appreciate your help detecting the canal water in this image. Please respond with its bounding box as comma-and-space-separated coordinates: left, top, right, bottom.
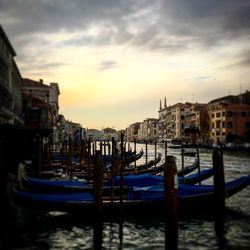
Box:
2, 144, 250, 249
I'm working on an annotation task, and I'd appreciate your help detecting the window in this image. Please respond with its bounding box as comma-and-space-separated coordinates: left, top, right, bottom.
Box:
245, 122, 250, 129
227, 121, 233, 128
222, 121, 225, 128
241, 112, 247, 117
216, 112, 221, 118
216, 120, 220, 128
212, 113, 215, 118
227, 111, 233, 117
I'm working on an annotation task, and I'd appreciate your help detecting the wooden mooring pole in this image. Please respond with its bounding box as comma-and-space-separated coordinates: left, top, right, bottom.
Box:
213, 148, 226, 246
93, 150, 103, 249
196, 144, 201, 185
213, 149, 225, 211
165, 140, 168, 159
154, 139, 157, 174
120, 132, 124, 215
134, 139, 137, 171
35, 133, 42, 177
181, 146, 185, 183
80, 139, 84, 168
111, 137, 115, 204
164, 155, 178, 250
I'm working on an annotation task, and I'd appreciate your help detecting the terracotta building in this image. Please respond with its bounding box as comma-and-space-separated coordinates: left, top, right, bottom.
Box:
208, 102, 250, 144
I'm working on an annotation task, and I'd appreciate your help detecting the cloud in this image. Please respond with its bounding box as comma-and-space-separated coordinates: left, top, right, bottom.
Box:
98, 60, 118, 71
224, 51, 250, 69
1, 0, 249, 55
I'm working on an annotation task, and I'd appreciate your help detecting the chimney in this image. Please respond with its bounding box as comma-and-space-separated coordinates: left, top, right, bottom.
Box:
39, 79, 43, 84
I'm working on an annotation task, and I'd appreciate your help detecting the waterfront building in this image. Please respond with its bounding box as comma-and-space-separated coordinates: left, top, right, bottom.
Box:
209, 91, 250, 106
102, 127, 117, 141
125, 125, 132, 142
0, 25, 23, 126
137, 124, 143, 141
85, 128, 102, 141
125, 122, 141, 141
168, 102, 192, 141
208, 101, 250, 144
21, 78, 60, 142
185, 103, 209, 143
140, 118, 158, 142
22, 78, 60, 123
147, 118, 159, 142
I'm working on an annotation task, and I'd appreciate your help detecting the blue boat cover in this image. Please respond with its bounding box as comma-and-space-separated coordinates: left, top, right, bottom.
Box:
127, 175, 250, 201
24, 176, 89, 187
24, 167, 215, 188
16, 189, 94, 202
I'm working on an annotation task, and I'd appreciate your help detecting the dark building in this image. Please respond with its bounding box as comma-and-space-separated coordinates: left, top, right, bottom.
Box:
0, 25, 23, 126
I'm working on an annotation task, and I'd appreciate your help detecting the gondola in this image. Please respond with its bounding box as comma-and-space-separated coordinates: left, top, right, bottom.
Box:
12, 175, 250, 215
70, 156, 198, 179
20, 167, 214, 194
51, 150, 141, 165
42, 150, 144, 179
177, 158, 198, 176
114, 153, 162, 175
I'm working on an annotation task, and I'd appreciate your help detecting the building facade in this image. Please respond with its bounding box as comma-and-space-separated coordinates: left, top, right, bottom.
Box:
0, 25, 23, 126
208, 102, 250, 144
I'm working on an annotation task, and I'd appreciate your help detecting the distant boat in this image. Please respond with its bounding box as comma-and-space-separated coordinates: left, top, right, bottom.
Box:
167, 138, 184, 149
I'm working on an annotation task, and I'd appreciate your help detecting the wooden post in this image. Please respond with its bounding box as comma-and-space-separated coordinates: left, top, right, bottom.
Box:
87, 138, 91, 180
134, 139, 137, 170
213, 148, 226, 245
145, 140, 148, 168
213, 149, 225, 211
120, 132, 124, 215
68, 137, 73, 179
35, 133, 42, 177
154, 139, 157, 174
111, 137, 115, 204
104, 140, 106, 157
196, 144, 201, 185
181, 147, 185, 183
100, 141, 103, 155
94, 140, 97, 154
108, 141, 111, 156
164, 155, 178, 250
80, 139, 84, 168
93, 150, 104, 216
93, 150, 103, 249
165, 140, 168, 159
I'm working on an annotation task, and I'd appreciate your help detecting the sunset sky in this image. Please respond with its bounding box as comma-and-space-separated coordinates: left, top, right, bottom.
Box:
1, 0, 250, 130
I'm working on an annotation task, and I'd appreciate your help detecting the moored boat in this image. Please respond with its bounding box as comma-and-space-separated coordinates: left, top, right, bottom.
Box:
12, 175, 250, 215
